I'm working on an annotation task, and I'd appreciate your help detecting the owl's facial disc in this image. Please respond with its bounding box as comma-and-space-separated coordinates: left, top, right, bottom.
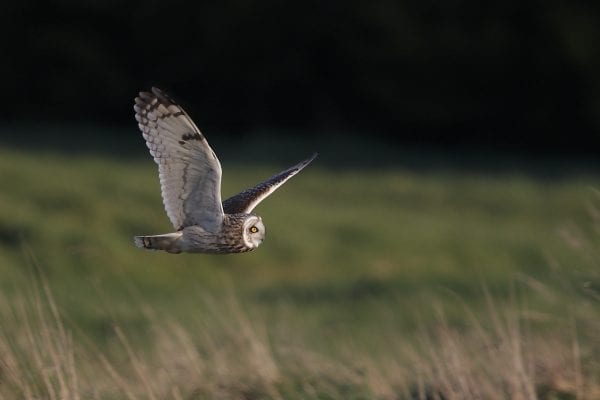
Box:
242, 215, 265, 249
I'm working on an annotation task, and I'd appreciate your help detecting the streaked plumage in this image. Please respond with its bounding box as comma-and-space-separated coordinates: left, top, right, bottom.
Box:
133, 87, 316, 254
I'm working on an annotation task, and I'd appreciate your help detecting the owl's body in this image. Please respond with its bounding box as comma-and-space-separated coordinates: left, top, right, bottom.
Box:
135, 214, 263, 254
133, 88, 315, 254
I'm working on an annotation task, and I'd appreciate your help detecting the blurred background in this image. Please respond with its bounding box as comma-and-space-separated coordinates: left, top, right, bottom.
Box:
0, 1, 599, 399
1, 0, 600, 155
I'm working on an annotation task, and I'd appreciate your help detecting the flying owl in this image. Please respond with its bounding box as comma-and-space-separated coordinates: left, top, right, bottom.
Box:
133, 87, 316, 254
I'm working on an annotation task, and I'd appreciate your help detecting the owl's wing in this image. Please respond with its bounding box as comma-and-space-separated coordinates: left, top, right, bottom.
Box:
222, 153, 317, 214
134, 87, 224, 232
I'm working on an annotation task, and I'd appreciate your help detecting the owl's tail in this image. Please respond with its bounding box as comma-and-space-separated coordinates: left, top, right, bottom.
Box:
134, 232, 183, 254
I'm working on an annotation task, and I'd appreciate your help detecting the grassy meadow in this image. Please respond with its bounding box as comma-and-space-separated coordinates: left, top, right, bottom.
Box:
0, 139, 598, 399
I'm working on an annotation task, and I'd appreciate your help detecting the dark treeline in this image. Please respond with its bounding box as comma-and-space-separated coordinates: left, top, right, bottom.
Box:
1, 0, 599, 152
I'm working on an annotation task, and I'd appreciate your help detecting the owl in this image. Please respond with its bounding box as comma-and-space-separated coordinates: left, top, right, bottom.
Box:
133, 87, 316, 254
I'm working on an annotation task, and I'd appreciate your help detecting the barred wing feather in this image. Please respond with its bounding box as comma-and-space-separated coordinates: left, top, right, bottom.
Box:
134, 87, 224, 232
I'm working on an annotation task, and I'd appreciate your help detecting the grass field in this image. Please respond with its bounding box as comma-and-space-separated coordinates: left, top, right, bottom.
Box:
0, 142, 598, 399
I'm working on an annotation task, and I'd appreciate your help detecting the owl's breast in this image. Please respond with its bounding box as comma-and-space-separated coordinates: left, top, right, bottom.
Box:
179, 224, 252, 254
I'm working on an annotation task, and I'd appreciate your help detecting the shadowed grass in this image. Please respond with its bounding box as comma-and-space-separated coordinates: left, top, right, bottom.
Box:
0, 263, 598, 399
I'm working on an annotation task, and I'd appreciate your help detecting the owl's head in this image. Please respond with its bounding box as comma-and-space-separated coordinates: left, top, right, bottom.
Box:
242, 215, 265, 249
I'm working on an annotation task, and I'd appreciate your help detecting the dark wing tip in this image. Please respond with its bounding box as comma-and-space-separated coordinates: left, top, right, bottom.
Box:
134, 88, 180, 116
135, 92, 155, 113
151, 86, 164, 96
138, 91, 154, 101
151, 87, 177, 105
298, 152, 318, 169
134, 88, 170, 107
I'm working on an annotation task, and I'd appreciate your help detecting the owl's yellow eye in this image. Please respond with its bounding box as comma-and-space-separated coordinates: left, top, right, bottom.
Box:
249, 226, 258, 233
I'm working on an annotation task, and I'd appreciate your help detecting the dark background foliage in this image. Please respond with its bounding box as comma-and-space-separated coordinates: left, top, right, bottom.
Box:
1, 0, 599, 153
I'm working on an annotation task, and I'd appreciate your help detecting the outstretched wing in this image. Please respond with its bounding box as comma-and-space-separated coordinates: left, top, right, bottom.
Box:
223, 153, 317, 214
134, 87, 224, 232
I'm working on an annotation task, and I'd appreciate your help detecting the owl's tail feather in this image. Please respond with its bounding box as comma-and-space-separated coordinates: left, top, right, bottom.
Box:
134, 232, 183, 254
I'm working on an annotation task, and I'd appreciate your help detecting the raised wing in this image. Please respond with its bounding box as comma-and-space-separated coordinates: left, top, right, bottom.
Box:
134, 87, 224, 232
223, 153, 317, 214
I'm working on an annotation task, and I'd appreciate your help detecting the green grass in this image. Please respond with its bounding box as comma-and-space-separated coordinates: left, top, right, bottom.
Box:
0, 144, 598, 399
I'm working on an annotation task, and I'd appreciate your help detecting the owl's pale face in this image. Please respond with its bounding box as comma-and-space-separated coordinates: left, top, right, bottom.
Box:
242, 215, 265, 249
